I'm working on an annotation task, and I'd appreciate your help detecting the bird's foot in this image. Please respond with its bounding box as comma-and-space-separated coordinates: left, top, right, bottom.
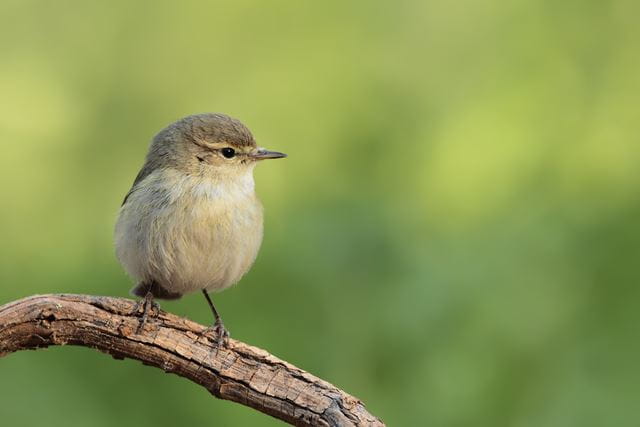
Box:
198, 320, 230, 347
131, 292, 160, 333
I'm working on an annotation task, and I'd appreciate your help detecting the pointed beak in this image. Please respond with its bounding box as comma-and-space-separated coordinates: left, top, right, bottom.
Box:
251, 148, 287, 160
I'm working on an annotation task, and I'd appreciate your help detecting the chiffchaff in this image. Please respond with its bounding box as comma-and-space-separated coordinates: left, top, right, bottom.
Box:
114, 113, 286, 343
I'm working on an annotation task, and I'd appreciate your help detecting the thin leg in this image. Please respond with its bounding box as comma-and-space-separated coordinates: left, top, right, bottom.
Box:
200, 290, 229, 345
202, 290, 222, 324
132, 291, 160, 333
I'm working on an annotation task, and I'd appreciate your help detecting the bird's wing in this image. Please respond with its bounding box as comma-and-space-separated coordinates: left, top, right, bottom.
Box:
121, 163, 155, 206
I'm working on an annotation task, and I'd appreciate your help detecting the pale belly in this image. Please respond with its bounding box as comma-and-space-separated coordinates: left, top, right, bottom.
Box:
115, 171, 264, 296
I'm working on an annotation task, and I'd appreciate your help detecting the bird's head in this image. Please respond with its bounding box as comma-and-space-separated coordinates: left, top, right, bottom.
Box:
146, 113, 286, 178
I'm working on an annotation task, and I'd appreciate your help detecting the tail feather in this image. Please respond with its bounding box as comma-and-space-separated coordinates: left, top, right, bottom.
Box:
131, 281, 183, 300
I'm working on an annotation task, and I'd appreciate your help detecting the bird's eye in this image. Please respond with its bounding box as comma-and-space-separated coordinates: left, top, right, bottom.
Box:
221, 147, 236, 158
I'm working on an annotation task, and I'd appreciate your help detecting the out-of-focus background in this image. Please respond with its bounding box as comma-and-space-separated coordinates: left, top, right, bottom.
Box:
1, 1, 639, 426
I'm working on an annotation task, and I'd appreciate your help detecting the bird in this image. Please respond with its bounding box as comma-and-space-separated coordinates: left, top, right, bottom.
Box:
114, 113, 286, 343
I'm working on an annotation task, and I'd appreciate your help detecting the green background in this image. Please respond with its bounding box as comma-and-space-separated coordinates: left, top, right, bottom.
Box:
1, 1, 639, 426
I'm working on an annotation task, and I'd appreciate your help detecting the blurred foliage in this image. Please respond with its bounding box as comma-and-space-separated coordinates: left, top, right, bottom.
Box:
1, 1, 639, 426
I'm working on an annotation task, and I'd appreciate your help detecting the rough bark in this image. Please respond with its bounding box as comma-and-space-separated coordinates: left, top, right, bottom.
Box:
0, 294, 384, 427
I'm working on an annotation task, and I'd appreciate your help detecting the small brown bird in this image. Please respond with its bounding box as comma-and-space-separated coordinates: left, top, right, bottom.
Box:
114, 113, 286, 342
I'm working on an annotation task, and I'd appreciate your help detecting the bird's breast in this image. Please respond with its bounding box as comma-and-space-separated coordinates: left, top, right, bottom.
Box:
115, 169, 264, 295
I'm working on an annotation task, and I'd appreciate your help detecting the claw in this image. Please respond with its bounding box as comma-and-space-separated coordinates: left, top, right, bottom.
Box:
131, 291, 159, 333
199, 290, 229, 346
197, 320, 230, 346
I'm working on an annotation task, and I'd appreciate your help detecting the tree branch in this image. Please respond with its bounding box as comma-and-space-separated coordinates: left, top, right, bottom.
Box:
0, 294, 384, 427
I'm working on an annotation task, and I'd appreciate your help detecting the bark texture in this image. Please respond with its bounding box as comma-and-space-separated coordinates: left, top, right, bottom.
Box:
0, 294, 384, 427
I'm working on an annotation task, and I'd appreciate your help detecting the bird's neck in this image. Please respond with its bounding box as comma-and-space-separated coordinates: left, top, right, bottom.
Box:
169, 166, 257, 200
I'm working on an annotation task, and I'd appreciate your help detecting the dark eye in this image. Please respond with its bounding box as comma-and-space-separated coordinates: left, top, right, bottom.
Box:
221, 147, 236, 158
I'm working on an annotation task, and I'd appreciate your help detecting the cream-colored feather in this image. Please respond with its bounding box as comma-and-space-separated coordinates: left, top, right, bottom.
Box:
115, 166, 264, 296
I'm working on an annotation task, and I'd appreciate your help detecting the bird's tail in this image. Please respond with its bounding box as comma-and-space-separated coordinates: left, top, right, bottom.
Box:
131, 281, 183, 300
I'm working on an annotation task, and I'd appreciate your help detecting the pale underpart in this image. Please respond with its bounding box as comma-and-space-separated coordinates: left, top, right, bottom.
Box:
114, 166, 263, 297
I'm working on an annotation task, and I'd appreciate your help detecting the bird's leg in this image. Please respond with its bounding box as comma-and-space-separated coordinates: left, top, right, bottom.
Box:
131, 291, 160, 333
198, 290, 229, 346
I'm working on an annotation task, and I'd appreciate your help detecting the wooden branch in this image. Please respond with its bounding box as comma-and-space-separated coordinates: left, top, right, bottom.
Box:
0, 294, 383, 427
